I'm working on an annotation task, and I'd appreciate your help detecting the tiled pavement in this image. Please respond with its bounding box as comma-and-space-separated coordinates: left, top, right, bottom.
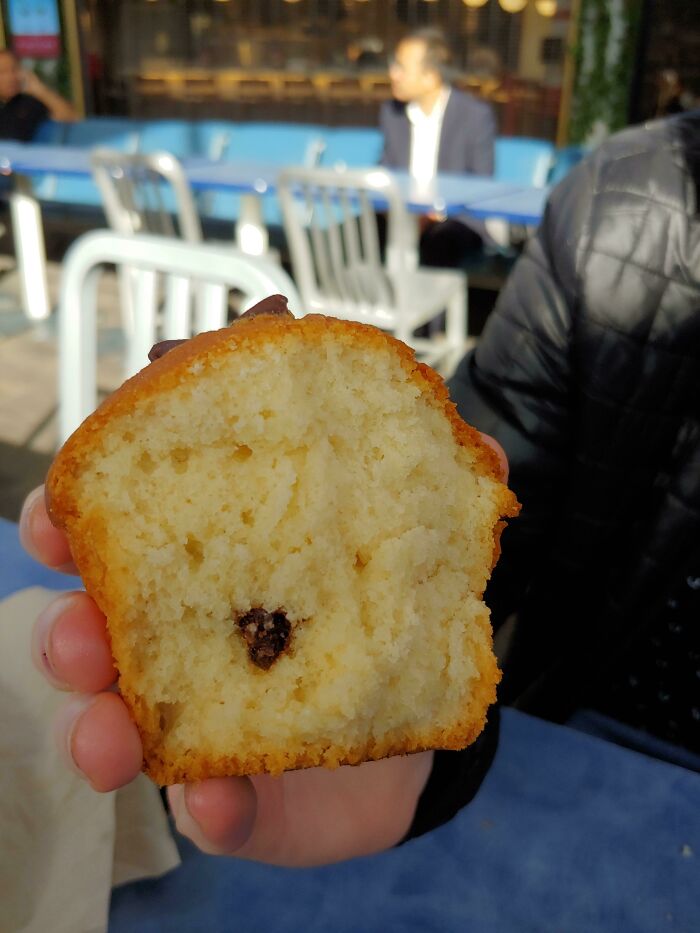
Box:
0, 260, 124, 519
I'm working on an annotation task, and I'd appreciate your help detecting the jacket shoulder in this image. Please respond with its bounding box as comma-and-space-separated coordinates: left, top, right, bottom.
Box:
379, 98, 406, 121
584, 115, 697, 214
449, 88, 494, 120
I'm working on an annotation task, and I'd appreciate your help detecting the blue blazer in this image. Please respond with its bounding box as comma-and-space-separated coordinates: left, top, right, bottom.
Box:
379, 87, 496, 176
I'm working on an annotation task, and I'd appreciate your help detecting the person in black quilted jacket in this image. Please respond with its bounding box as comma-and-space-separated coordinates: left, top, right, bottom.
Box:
449, 110, 700, 766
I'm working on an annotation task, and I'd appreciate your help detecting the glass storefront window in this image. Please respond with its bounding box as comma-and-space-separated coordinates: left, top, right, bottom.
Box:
82, 0, 575, 139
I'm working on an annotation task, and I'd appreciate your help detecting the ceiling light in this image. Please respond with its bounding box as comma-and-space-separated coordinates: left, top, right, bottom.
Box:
498, 0, 527, 11
463, 0, 489, 7
535, 0, 557, 14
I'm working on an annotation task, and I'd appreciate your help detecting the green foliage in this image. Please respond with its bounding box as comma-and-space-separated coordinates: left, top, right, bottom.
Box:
569, 0, 642, 144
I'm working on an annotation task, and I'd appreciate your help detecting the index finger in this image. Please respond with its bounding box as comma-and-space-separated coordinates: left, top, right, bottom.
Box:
19, 486, 79, 575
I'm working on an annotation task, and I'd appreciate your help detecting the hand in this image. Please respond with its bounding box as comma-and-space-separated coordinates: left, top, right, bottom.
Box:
18, 67, 77, 122
20, 487, 434, 867
418, 212, 448, 235
20, 68, 47, 99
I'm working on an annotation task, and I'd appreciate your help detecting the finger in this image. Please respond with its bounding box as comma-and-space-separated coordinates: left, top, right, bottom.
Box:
168, 778, 258, 856
19, 486, 78, 574
479, 432, 509, 483
32, 591, 116, 693
56, 691, 143, 792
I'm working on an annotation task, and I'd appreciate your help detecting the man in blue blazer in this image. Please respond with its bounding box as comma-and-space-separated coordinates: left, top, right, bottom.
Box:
380, 29, 496, 266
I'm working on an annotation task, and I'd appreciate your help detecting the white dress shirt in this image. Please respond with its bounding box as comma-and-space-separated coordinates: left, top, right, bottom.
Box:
406, 88, 451, 185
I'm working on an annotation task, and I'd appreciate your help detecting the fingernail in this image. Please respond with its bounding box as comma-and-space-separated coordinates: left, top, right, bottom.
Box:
31, 592, 79, 690
18, 485, 44, 557
54, 693, 98, 779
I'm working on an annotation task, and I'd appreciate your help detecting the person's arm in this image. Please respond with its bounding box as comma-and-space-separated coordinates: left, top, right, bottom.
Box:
448, 157, 596, 628
21, 69, 77, 122
468, 101, 496, 176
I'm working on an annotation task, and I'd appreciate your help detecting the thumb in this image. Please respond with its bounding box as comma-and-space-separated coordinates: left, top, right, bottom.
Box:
168, 777, 258, 856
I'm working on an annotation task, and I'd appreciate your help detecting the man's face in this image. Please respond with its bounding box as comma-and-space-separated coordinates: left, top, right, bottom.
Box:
0, 52, 21, 100
389, 40, 439, 103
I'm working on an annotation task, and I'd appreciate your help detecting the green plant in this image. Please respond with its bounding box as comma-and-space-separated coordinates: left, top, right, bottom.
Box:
569, 0, 642, 143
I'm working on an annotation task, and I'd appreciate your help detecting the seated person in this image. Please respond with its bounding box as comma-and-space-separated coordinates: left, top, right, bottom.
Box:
0, 47, 77, 141
380, 28, 496, 266
449, 110, 700, 767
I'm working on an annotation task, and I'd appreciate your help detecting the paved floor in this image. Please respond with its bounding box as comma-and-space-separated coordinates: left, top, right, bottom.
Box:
0, 260, 124, 520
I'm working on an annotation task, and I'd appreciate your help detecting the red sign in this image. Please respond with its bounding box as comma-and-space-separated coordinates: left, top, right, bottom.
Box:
13, 34, 60, 59
9, 0, 61, 60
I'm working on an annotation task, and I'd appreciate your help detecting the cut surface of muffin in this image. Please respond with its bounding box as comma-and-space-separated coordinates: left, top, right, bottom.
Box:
47, 311, 518, 784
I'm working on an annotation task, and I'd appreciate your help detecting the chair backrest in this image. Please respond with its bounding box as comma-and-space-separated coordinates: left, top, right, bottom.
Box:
278, 166, 411, 325
548, 145, 588, 185
318, 128, 384, 170
223, 122, 323, 166
91, 148, 202, 242
199, 122, 323, 228
193, 120, 235, 159
31, 118, 138, 205
495, 137, 555, 188
136, 119, 194, 158
31, 119, 66, 145
65, 117, 139, 152
58, 230, 302, 443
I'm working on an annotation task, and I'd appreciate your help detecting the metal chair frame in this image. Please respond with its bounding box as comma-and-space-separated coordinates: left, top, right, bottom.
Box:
278, 166, 467, 374
58, 230, 301, 443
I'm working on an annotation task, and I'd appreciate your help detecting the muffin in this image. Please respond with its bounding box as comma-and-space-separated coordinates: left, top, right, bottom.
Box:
47, 298, 519, 785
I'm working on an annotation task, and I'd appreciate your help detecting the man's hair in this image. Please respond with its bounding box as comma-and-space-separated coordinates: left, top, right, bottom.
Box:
400, 29, 454, 82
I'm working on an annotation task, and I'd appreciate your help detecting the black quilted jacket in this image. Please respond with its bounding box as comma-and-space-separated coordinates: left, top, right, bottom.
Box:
448, 112, 700, 723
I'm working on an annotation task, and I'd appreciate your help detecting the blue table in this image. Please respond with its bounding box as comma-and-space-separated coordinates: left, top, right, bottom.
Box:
1, 144, 544, 219
466, 186, 549, 227
1, 517, 698, 932
109, 709, 699, 933
0, 142, 549, 322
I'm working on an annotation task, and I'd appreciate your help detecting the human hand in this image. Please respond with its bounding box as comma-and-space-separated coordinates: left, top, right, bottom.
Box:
20, 68, 47, 99
19, 488, 436, 866
18, 67, 77, 121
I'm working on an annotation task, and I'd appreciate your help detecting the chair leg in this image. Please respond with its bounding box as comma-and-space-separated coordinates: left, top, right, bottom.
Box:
395, 318, 412, 348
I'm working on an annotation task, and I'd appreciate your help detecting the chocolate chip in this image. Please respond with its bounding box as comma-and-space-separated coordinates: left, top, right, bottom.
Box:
148, 339, 186, 362
147, 295, 291, 363
234, 607, 291, 669
239, 294, 292, 319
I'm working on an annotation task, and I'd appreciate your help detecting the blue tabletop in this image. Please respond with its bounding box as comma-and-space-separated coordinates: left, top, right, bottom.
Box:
0, 143, 548, 225
109, 709, 700, 933
466, 186, 549, 226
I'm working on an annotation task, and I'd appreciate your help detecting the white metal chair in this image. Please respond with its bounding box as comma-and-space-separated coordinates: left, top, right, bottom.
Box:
91, 148, 203, 241
58, 230, 302, 444
91, 149, 205, 339
278, 166, 467, 374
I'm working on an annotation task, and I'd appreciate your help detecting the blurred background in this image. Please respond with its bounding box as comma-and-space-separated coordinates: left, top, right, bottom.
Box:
2, 0, 697, 146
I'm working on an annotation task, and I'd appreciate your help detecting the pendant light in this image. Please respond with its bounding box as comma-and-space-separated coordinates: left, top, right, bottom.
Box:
498, 0, 528, 12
